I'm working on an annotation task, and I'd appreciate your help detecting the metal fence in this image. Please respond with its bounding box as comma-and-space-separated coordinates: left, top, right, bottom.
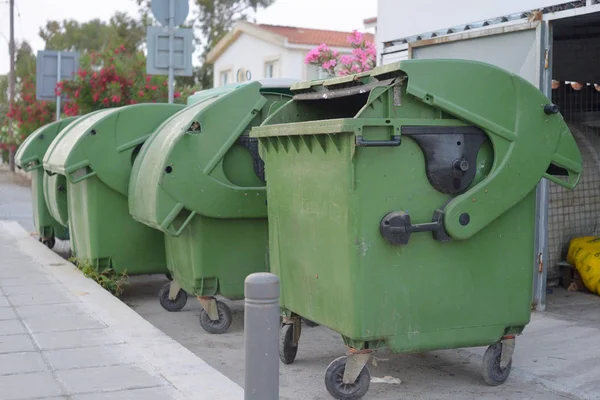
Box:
548, 83, 600, 282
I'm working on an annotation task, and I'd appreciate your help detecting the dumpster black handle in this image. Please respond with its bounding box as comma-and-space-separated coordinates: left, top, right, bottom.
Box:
356, 135, 401, 147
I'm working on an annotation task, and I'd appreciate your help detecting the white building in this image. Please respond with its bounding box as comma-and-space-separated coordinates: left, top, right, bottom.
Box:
206, 22, 374, 87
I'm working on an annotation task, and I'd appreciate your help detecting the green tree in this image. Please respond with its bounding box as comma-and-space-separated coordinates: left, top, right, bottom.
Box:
39, 12, 146, 53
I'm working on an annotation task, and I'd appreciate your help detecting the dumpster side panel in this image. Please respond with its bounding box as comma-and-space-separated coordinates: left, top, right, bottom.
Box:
165, 215, 268, 299
352, 137, 535, 351
31, 169, 68, 239
262, 131, 534, 353
262, 132, 357, 328
43, 173, 69, 227
67, 176, 166, 275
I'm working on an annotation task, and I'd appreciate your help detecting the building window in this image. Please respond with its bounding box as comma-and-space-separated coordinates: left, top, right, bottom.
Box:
220, 70, 232, 86
265, 61, 278, 78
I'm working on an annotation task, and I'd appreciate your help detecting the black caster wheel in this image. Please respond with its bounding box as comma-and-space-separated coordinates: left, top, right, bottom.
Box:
279, 323, 299, 364
158, 283, 187, 312
325, 356, 371, 400
199, 301, 232, 334
42, 237, 55, 249
303, 318, 319, 327
482, 342, 512, 386
165, 273, 173, 281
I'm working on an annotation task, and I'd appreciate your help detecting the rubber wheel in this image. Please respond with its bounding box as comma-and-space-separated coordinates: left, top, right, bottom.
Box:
199, 301, 232, 334
42, 237, 55, 249
325, 356, 371, 400
279, 323, 299, 364
158, 283, 187, 312
303, 318, 319, 327
482, 342, 512, 386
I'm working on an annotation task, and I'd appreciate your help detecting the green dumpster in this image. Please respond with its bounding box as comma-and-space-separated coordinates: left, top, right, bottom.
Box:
42, 103, 184, 275
251, 60, 583, 399
15, 117, 79, 248
129, 80, 292, 333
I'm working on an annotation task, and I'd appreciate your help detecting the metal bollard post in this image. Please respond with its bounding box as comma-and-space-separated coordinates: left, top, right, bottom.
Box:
244, 272, 280, 400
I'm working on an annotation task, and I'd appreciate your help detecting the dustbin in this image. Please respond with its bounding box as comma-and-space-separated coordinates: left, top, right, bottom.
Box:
129, 80, 292, 333
42, 103, 184, 275
251, 59, 583, 399
15, 117, 79, 248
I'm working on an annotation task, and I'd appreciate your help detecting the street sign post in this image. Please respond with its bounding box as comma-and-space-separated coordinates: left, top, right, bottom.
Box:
36, 50, 79, 121
146, 27, 194, 77
150, 0, 191, 103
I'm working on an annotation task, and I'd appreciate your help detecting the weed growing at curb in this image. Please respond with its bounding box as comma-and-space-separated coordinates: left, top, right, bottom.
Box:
68, 256, 129, 297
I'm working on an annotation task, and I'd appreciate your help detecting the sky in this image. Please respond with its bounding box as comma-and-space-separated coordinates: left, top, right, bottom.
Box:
0, 0, 377, 75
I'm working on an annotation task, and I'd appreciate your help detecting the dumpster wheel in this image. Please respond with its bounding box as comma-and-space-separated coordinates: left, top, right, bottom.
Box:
158, 282, 188, 312
199, 300, 232, 334
39, 237, 55, 249
279, 323, 300, 364
325, 356, 370, 400
482, 342, 512, 386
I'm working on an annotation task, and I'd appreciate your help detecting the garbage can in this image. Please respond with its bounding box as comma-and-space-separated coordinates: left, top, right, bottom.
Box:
251, 59, 583, 399
42, 103, 184, 275
129, 80, 292, 333
14, 117, 80, 248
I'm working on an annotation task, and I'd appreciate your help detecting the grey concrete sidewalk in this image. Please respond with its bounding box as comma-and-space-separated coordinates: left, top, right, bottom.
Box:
0, 221, 243, 400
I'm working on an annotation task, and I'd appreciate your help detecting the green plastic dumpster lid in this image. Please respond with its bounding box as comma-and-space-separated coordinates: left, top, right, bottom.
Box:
253, 59, 583, 241
43, 109, 115, 176
42, 104, 184, 196
129, 81, 289, 236
15, 117, 80, 172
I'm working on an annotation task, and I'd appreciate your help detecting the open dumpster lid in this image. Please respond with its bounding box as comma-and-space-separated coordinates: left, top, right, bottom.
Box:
15, 117, 80, 172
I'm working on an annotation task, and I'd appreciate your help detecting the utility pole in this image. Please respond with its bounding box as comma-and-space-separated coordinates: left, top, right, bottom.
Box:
8, 0, 16, 172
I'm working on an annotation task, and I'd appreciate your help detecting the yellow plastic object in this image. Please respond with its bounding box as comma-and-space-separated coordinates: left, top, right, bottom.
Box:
566, 236, 600, 295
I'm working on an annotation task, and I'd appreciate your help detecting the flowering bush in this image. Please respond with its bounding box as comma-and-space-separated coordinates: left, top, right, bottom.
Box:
2, 78, 54, 155
1, 45, 198, 163
305, 30, 376, 78
57, 45, 187, 117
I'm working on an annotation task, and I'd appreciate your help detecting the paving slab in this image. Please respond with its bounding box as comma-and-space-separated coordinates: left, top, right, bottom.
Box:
0, 220, 243, 400
57, 364, 164, 394
0, 307, 17, 320
0, 372, 64, 400
15, 303, 88, 318
0, 351, 48, 375
0, 334, 36, 354
24, 313, 106, 333
45, 344, 137, 370
0, 319, 25, 335
71, 387, 183, 400
33, 328, 125, 351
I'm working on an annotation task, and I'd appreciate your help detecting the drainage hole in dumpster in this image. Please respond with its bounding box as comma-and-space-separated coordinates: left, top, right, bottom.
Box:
457, 141, 462, 146
546, 163, 569, 182
165, 166, 173, 174
187, 121, 202, 133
